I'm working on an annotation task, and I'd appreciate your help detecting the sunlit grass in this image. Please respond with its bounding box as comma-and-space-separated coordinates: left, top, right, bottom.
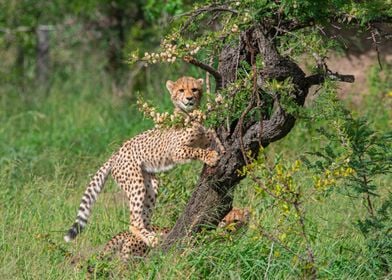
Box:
1, 64, 390, 279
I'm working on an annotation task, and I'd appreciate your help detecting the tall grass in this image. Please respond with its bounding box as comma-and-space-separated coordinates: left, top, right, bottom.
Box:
0, 62, 390, 279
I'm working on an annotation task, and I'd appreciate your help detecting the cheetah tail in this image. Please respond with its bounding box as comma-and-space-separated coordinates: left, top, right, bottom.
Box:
64, 154, 117, 242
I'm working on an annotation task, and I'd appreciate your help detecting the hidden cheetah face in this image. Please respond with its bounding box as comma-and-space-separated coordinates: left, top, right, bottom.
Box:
166, 76, 203, 112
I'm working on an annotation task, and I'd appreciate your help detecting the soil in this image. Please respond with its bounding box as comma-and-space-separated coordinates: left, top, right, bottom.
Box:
323, 24, 392, 101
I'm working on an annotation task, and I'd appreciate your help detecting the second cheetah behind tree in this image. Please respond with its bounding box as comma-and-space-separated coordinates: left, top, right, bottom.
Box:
98, 208, 250, 262
65, 76, 225, 247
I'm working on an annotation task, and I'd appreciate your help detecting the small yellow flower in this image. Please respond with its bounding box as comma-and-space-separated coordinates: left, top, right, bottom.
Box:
231, 24, 239, 33
279, 233, 287, 241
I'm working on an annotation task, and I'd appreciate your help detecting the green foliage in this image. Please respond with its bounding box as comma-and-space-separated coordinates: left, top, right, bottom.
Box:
345, 119, 391, 195
203, 76, 254, 128
240, 147, 352, 278
358, 192, 392, 273
128, 0, 391, 131
143, 0, 187, 22
343, 118, 392, 273
299, 90, 392, 274
232, 60, 391, 277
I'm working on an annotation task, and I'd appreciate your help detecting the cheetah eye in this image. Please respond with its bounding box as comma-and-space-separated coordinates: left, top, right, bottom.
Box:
178, 89, 184, 93
191, 88, 198, 92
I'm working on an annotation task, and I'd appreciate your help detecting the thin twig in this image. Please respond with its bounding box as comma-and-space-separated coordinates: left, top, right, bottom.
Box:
236, 96, 255, 164
274, 24, 354, 85
251, 175, 293, 204
293, 199, 317, 279
179, 4, 238, 32
275, 14, 392, 34
369, 24, 383, 70
264, 242, 274, 280
259, 228, 306, 262
306, 72, 355, 86
225, 35, 242, 133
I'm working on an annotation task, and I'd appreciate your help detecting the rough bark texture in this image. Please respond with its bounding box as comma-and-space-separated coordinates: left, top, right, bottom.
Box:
162, 24, 352, 250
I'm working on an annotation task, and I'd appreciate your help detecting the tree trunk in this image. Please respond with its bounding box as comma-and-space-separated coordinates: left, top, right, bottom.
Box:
36, 25, 50, 85
106, 3, 125, 74
162, 26, 310, 250
16, 45, 25, 77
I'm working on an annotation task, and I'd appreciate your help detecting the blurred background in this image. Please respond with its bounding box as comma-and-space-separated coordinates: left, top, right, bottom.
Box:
0, 1, 196, 97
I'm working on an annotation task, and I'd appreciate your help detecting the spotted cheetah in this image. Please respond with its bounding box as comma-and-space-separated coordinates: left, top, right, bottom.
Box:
96, 208, 250, 262
218, 207, 250, 232
65, 76, 225, 246
99, 226, 171, 262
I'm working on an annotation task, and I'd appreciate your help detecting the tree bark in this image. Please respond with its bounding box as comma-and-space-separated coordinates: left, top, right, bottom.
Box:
162, 25, 312, 250
162, 20, 354, 250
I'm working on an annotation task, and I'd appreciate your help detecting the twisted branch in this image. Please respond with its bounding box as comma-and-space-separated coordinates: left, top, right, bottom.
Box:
183, 55, 223, 91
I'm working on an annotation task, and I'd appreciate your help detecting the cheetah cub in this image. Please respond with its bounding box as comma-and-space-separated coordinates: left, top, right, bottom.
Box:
99, 226, 171, 262
97, 208, 250, 262
65, 76, 225, 246
218, 207, 250, 232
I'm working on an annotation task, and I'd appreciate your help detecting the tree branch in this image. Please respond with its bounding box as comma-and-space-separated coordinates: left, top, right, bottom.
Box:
277, 19, 315, 33
183, 55, 223, 91
179, 4, 238, 33
368, 23, 383, 70
276, 15, 392, 34
306, 72, 355, 86
179, 4, 238, 18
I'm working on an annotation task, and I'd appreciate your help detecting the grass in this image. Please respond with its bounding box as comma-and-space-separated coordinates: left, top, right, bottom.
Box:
0, 62, 391, 279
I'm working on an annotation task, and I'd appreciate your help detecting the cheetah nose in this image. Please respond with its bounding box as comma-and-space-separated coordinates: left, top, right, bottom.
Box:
186, 96, 194, 101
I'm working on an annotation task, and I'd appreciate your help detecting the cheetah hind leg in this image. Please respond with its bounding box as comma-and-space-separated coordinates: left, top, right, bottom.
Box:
134, 173, 162, 246
143, 174, 159, 231
126, 174, 159, 247
130, 226, 158, 247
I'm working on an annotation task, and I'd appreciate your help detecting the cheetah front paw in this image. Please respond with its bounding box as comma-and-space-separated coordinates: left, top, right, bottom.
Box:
205, 150, 220, 167
131, 226, 159, 247
145, 233, 159, 247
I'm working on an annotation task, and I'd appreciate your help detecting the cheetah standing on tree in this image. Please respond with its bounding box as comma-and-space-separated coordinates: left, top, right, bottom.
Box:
64, 76, 225, 246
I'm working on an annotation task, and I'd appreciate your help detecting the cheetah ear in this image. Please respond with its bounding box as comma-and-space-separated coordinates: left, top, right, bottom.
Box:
166, 80, 174, 93
197, 78, 204, 86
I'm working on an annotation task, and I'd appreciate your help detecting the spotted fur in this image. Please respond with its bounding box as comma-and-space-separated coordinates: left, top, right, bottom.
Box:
218, 207, 250, 231
100, 226, 170, 261
64, 76, 225, 246
97, 208, 250, 262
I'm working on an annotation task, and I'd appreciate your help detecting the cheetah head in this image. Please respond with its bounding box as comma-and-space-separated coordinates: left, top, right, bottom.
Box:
166, 76, 203, 112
